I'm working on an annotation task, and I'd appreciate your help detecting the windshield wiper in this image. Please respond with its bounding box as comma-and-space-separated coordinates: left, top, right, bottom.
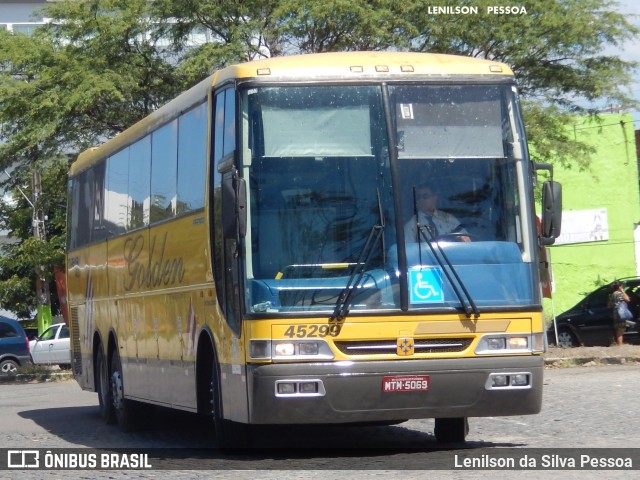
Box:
412, 188, 479, 318
330, 189, 385, 321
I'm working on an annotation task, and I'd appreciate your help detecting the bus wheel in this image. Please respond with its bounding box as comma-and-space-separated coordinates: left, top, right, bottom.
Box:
110, 350, 138, 432
434, 417, 469, 443
208, 359, 250, 449
96, 345, 115, 424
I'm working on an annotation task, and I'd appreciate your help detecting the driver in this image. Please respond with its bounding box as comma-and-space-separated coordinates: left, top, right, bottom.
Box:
404, 183, 470, 242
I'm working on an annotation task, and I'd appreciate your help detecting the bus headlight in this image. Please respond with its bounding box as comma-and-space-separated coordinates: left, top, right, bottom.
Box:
486, 338, 506, 350
507, 337, 528, 349
274, 342, 295, 356
249, 339, 334, 361
250, 340, 270, 359
298, 342, 319, 355
475, 334, 540, 355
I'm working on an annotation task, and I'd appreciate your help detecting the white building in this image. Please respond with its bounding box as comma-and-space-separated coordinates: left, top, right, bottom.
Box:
0, 0, 51, 33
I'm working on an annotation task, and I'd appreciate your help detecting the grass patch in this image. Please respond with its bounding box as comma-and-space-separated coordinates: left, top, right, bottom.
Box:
0, 364, 73, 383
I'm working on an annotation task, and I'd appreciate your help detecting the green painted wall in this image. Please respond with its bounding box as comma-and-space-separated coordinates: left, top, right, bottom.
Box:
542, 114, 640, 321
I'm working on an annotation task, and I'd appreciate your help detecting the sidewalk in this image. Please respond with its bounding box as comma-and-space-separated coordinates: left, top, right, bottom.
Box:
544, 344, 640, 367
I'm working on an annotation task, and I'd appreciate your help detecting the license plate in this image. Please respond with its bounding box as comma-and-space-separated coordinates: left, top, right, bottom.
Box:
382, 375, 430, 393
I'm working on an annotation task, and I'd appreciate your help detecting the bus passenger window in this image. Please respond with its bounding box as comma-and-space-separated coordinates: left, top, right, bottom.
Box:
151, 120, 178, 223
105, 148, 129, 235
129, 136, 151, 230
177, 102, 207, 214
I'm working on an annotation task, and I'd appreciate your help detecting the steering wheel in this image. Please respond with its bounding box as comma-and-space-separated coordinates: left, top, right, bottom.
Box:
435, 232, 476, 242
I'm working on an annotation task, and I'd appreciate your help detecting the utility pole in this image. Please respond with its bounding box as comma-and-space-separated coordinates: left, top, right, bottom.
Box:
32, 169, 52, 335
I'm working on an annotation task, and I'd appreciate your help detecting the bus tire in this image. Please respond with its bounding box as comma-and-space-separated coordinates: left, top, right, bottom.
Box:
208, 354, 250, 449
217, 419, 251, 450
96, 345, 115, 424
110, 349, 139, 432
434, 417, 469, 443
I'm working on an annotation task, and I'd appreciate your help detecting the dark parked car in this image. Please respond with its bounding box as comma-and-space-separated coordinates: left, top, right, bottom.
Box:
0, 317, 31, 373
547, 278, 640, 347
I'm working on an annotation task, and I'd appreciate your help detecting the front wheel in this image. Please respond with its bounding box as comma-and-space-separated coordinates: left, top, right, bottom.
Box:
208, 356, 250, 449
0, 358, 19, 374
434, 417, 469, 443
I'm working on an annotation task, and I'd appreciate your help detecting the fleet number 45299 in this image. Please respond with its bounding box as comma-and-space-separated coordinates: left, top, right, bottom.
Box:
283, 324, 342, 338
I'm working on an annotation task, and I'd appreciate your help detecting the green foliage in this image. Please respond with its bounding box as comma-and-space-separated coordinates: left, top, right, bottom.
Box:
0, 274, 36, 319
158, 0, 638, 167
0, 0, 184, 169
0, 160, 67, 319
275, 0, 412, 53
406, 0, 638, 167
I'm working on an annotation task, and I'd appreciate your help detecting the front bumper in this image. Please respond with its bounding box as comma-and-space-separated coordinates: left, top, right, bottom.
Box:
245, 355, 543, 424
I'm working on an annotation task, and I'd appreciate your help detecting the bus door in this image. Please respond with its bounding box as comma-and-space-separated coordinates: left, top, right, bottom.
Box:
212, 87, 243, 336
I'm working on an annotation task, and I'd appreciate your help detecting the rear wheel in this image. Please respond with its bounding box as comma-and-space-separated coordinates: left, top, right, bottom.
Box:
110, 350, 139, 432
434, 417, 469, 443
96, 346, 115, 424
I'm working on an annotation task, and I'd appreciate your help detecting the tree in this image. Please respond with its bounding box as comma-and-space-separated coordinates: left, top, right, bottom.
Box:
0, 159, 68, 319
0, 0, 187, 318
164, 0, 638, 167
274, 0, 411, 53
0, 0, 637, 316
2, 0, 635, 171
405, 0, 638, 168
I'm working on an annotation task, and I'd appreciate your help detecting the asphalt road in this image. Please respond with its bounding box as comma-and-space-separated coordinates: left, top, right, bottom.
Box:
1, 365, 639, 478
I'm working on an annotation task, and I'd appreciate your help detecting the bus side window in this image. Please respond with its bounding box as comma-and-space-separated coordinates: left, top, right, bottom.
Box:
150, 120, 178, 223
177, 102, 207, 214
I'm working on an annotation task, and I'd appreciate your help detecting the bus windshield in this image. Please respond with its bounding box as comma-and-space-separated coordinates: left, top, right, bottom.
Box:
240, 83, 537, 315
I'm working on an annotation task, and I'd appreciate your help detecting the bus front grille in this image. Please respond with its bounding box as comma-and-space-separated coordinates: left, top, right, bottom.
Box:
333, 338, 473, 356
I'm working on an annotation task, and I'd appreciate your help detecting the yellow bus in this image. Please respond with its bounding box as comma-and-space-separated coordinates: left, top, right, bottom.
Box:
67, 51, 561, 447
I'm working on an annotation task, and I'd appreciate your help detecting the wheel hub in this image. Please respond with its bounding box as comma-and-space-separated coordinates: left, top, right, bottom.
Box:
111, 370, 124, 410
2, 363, 17, 374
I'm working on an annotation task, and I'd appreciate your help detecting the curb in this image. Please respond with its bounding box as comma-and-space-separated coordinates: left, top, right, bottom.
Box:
544, 356, 640, 367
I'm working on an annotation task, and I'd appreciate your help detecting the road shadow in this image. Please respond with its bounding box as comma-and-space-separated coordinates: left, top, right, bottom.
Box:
18, 404, 523, 469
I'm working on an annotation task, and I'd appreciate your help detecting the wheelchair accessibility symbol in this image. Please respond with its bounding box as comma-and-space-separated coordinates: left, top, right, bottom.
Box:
409, 268, 444, 304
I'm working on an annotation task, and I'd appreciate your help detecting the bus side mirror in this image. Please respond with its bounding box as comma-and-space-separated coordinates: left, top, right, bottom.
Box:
221, 172, 247, 239
541, 180, 562, 245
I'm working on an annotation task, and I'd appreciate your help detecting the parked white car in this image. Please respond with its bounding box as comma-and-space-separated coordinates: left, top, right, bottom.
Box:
29, 323, 71, 369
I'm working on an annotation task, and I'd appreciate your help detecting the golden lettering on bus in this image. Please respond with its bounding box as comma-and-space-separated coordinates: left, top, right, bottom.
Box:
123, 233, 186, 291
